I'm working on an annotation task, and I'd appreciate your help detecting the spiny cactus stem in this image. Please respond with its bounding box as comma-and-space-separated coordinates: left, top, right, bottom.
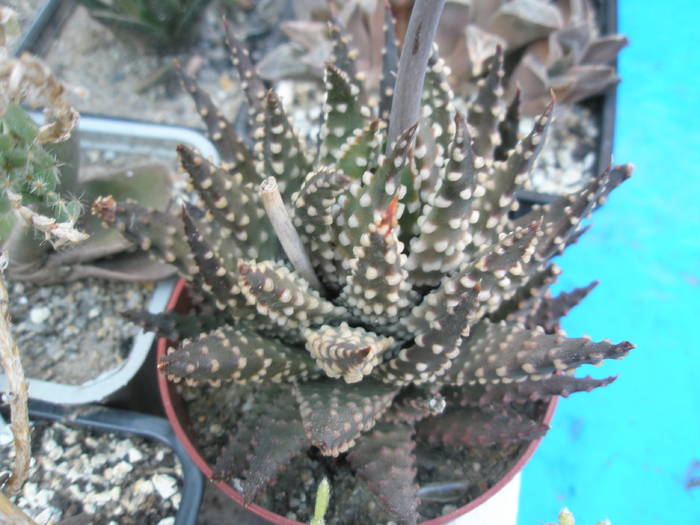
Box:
259, 177, 323, 292
386, 0, 446, 151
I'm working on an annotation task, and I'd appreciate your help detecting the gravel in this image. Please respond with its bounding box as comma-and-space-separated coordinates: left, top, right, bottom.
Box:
8, 278, 150, 385
525, 104, 600, 195
0, 416, 183, 524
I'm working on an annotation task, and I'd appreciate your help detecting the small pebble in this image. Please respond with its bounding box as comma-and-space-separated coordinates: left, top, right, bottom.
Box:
29, 306, 51, 324
152, 473, 178, 499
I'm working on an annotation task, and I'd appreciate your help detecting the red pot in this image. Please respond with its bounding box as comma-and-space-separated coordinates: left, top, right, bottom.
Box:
157, 278, 558, 524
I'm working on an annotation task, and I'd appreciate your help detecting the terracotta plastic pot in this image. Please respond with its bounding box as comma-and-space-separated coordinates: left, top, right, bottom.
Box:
157, 279, 558, 524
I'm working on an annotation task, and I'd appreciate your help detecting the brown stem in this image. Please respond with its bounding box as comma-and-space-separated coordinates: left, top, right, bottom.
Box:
0, 254, 31, 495
259, 177, 323, 292
385, 0, 446, 151
0, 492, 36, 524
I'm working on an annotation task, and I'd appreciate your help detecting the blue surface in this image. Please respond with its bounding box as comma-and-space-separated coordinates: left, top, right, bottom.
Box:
518, 1, 700, 524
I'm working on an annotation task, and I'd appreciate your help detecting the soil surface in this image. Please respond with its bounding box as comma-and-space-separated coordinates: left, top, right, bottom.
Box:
8, 278, 149, 385
0, 416, 183, 524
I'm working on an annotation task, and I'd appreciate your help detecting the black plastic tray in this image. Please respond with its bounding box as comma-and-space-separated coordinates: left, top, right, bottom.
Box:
4, 400, 205, 524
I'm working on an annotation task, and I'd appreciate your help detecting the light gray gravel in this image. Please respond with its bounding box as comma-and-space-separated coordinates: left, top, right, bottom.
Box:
8, 278, 150, 385
0, 417, 182, 524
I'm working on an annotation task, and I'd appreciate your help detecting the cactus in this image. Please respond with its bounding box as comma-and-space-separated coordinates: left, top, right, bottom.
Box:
0, 17, 176, 284
0, 102, 85, 247
95, 3, 633, 523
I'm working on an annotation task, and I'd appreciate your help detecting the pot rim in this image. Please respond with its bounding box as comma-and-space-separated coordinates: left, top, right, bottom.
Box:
157, 278, 558, 525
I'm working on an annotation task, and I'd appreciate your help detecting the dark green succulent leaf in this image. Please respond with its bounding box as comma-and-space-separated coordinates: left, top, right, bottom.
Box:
448, 374, 617, 407
422, 53, 455, 162
495, 89, 521, 161
253, 90, 313, 202
122, 309, 224, 341
467, 47, 505, 159
467, 101, 553, 257
319, 64, 370, 165
491, 262, 561, 324
335, 118, 384, 181
303, 322, 394, 383
518, 164, 632, 261
379, 6, 399, 122
212, 385, 273, 484
348, 422, 419, 525
404, 221, 540, 335
341, 198, 418, 326
379, 288, 477, 386
396, 153, 423, 245
91, 197, 197, 279
418, 406, 548, 448
181, 205, 257, 317
177, 145, 277, 260
291, 166, 350, 286
160, 325, 317, 386
295, 378, 398, 456
337, 123, 417, 259
523, 280, 599, 333
406, 111, 477, 285
327, 22, 362, 92
177, 68, 258, 180
224, 21, 267, 112
444, 320, 634, 386
238, 259, 347, 331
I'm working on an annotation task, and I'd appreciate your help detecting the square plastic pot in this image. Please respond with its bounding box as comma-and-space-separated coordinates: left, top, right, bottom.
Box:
0, 115, 219, 407
4, 399, 204, 524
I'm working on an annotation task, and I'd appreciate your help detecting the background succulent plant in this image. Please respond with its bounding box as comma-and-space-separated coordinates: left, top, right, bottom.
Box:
75, 0, 211, 53
94, 4, 633, 523
255, 0, 626, 117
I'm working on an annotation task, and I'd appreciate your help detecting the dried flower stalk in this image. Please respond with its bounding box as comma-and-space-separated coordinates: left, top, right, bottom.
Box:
0, 254, 31, 495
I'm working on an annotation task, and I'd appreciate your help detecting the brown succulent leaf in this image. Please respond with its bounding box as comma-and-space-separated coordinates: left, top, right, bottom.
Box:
239, 395, 309, 504
524, 280, 598, 333
238, 259, 347, 331
448, 374, 617, 406
445, 319, 634, 386
160, 325, 317, 386
418, 406, 548, 448
382, 387, 446, 425
348, 422, 420, 525
295, 378, 397, 456
91, 197, 197, 279
341, 197, 418, 325
379, 288, 478, 386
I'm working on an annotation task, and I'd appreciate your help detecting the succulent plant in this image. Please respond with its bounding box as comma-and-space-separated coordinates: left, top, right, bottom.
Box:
438, 0, 628, 114
259, 0, 626, 116
94, 4, 633, 523
508, 0, 629, 115
75, 0, 211, 53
